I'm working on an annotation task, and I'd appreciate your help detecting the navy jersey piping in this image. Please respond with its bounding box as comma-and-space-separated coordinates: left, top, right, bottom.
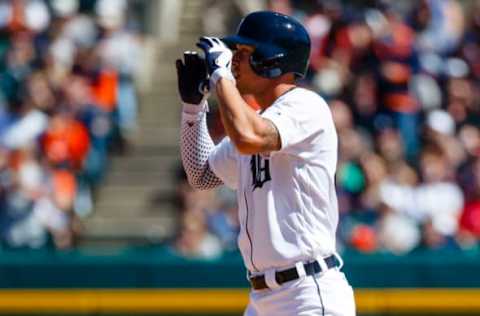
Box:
244, 190, 258, 272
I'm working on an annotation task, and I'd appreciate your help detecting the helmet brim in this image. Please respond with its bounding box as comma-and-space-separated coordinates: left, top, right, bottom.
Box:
221, 35, 258, 49
222, 35, 284, 58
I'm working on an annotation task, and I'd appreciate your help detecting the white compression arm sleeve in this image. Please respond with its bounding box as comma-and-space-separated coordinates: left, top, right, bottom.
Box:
180, 102, 223, 190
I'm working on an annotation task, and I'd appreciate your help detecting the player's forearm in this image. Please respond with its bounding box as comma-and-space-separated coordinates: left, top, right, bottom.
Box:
215, 79, 268, 154
180, 103, 223, 190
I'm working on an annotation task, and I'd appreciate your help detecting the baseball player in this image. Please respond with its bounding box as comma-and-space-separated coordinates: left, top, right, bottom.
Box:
176, 11, 355, 316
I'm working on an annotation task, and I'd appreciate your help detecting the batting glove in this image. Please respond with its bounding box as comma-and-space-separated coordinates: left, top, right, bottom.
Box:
175, 51, 210, 106
196, 36, 236, 90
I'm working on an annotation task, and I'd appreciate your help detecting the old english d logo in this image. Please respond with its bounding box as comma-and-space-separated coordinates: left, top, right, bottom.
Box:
250, 154, 271, 190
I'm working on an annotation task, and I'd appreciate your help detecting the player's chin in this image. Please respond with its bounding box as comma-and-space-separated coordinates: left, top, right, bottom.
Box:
232, 67, 240, 80
236, 82, 249, 95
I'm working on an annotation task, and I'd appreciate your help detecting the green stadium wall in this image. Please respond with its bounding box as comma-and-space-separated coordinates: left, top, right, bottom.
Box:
0, 247, 479, 315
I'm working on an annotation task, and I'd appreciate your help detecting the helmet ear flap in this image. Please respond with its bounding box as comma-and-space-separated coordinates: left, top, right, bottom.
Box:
249, 51, 284, 78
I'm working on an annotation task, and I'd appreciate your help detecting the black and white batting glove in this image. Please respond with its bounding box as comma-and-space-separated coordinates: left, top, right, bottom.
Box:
196, 36, 236, 90
175, 51, 209, 108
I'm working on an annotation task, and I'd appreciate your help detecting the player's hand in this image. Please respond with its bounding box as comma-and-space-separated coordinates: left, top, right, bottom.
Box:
175, 51, 209, 105
196, 36, 235, 89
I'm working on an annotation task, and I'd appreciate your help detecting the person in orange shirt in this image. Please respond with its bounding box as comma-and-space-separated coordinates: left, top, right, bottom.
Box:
42, 111, 90, 170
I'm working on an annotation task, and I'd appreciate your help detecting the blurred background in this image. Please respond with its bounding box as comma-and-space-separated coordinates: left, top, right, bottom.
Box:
0, 0, 479, 315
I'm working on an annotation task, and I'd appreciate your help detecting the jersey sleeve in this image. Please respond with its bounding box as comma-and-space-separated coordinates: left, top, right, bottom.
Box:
261, 90, 328, 153
208, 137, 239, 189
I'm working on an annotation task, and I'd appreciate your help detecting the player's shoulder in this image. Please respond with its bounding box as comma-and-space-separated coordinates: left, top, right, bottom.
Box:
273, 87, 329, 117
276, 87, 328, 107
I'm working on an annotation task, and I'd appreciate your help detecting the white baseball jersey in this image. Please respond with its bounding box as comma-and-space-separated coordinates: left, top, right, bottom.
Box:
208, 88, 339, 272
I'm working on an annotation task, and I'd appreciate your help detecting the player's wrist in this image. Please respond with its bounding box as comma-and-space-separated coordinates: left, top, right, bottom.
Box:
182, 100, 208, 114
182, 101, 209, 123
210, 68, 235, 90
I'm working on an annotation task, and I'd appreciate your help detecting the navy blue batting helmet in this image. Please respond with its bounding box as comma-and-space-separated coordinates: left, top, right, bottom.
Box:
222, 11, 311, 79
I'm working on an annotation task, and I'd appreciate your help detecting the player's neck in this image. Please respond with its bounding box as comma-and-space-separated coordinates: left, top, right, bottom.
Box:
255, 82, 297, 111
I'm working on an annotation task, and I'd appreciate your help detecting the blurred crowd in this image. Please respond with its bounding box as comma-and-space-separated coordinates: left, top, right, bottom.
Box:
0, 0, 142, 250
172, 0, 480, 260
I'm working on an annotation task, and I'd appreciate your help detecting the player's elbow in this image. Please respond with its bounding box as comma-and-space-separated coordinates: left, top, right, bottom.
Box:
230, 118, 280, 155
188, 178, 210, 191
232, 133, 263, 155
187, 174, 211, 191
235, 142, 259, 155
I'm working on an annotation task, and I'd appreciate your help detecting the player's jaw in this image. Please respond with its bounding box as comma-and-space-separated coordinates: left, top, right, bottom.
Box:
232, 47, 247, 80
232, 47, 261, 94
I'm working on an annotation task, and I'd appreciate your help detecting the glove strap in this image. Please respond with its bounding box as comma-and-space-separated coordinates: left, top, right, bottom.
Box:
210, 68, 235, 90
182, 101, 209, 121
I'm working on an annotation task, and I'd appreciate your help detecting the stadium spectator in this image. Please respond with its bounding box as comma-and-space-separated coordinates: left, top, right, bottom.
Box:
171, 210, 222, 260
206, 187, 239, 251
459, 158, 480, 239
0, 0, 142, 249
170, 166, 223, 259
